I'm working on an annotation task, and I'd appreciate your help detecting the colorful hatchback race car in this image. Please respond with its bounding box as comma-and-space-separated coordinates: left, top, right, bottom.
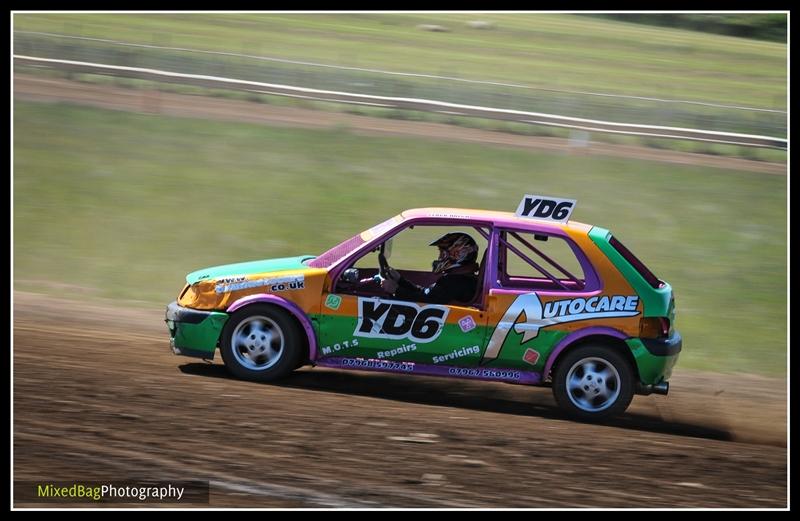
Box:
165, 195, 681, 420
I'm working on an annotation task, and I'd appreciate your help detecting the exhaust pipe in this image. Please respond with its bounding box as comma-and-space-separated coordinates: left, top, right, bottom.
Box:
637, 381, 669, 396
652, 382, 669, 395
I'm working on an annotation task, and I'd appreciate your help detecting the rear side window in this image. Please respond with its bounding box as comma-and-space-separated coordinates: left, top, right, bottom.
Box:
499, 230, 588, 292
609, 236, 661, 289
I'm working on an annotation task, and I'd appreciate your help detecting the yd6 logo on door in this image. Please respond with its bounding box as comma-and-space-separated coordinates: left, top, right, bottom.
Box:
355, 298, 449, 343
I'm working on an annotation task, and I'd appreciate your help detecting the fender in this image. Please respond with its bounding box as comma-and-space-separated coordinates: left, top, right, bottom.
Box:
542, 326, 628, 379
227, 294, 318, 361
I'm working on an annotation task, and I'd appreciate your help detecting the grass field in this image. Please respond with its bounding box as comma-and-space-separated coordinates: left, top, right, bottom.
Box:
25, 70, 788, 164
13, 101, 786, 376
13, 13, 787, 109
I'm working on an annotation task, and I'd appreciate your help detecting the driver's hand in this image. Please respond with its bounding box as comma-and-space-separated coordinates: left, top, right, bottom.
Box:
386, 268, 401, 282
381, 277, 398, 294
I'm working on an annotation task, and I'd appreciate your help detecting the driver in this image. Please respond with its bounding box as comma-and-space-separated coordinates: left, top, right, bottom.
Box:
381, 232, 480, 305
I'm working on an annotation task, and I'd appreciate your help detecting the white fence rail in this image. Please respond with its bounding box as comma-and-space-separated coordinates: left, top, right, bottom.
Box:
14, 54, 788, 150
15, 31, 786, 115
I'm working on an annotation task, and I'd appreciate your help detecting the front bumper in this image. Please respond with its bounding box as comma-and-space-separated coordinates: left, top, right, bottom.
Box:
165, 301, 229, 359
626, 330, 682, 386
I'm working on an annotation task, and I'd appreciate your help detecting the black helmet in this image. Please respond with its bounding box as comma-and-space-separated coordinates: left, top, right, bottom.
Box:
430, 232, 479, 274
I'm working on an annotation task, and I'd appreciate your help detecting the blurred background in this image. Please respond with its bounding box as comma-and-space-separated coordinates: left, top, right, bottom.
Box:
13, 13, 787, 377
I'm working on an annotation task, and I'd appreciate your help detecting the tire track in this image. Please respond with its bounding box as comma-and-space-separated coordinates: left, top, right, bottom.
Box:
13, 292, 788, 507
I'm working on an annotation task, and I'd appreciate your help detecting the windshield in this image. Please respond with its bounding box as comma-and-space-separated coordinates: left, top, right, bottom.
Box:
306, 234, 366, 269
307, 215, 404, 269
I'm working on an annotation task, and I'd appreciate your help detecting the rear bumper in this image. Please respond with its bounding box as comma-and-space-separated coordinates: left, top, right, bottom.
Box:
626, 331, 682, 386
641, 331, 682, 357
165, 301, 229, 358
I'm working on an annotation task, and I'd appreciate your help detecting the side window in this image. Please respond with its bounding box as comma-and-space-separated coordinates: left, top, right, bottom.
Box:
377, 225, 489, 272
335, 223, 489, 299
348, 225, 489, 274
499, 230, 587, 291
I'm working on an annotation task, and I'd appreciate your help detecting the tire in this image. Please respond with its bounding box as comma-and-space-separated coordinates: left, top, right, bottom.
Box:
220, 304, 303, 382
552, 344, 635, 421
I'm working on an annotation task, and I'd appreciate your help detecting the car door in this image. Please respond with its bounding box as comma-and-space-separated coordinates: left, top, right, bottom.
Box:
317, 221, 490, 367
318, 293, 489, 366
479, 227, 603, 372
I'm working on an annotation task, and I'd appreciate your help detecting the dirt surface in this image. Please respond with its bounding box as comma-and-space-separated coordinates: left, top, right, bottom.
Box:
13, 74, 787, 176
13, 292, 787, 508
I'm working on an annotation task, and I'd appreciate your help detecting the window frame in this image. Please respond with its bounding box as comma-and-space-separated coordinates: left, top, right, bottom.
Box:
609, 235, 662, 289
329, 217, 494, 309
494, 227, 600, 293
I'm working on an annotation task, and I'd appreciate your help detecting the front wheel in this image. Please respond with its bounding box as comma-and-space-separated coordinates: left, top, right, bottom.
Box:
220, 304, 303, 382
552, 345, 635, 421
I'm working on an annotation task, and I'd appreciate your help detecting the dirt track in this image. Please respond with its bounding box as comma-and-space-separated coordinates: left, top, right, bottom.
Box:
13, 292, 786, 508
13, 74, 787, 176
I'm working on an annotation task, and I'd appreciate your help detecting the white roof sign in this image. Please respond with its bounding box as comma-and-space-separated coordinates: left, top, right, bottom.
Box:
515, 194, 577, 223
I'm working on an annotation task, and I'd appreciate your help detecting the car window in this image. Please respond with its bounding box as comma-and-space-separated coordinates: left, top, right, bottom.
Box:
499, 230, 586, 291
374, 225, 489, 271
337, 223, 489, 299
609, 235, 662, 289
308, 215, 404, 269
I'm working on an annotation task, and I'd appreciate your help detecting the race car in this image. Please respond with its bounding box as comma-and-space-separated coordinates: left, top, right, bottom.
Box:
165, 195, 681, 420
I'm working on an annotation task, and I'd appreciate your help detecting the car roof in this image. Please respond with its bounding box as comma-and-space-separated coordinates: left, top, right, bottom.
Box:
400, 207, 594, 234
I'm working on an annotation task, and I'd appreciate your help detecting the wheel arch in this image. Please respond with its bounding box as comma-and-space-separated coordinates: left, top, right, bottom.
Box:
227, 294, 317, 362
543, 327, 638, 382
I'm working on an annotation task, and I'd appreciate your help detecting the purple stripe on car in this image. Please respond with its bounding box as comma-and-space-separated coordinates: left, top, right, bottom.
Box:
489, 288, 602, 298
316, 357, 541, 385
542, 326, 629, 379
227, 294, 319, 361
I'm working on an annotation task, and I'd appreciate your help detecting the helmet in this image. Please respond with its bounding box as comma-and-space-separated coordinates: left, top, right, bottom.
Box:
430, 232, 479, 274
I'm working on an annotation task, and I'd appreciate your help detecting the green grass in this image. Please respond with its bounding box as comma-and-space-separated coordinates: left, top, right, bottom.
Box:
17, 68, 789, 164
13, 13, 787, 109
13, 101, 787, 376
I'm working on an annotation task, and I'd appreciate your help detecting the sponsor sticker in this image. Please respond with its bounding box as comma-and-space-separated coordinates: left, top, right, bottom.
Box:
432, 345, 480, 364
543, 295, 638, 317
354, 298, 449, 343
217, 276, 246, 284
325, 294, 342, 310
377, 343, 417, 359
321, 338, 359, 356
215, 275, 305, 294
340, 358, 415, 372
447, 367, 522, 380
523, 348, 540, 366
483, 293, 640, 362
427, 212, 471, 219
458, 315, 477, 333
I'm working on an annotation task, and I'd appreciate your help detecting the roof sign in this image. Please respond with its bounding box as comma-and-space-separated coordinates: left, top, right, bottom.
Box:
515, 194, 577, 223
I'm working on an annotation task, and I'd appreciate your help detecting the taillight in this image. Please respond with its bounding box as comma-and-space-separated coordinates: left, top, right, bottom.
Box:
640, 317, 670, 339
660, 317, 670, 336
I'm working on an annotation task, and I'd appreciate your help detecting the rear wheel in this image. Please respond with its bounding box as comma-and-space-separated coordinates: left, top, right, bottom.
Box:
552, 345, 635, 421
220, 304, 303, 381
